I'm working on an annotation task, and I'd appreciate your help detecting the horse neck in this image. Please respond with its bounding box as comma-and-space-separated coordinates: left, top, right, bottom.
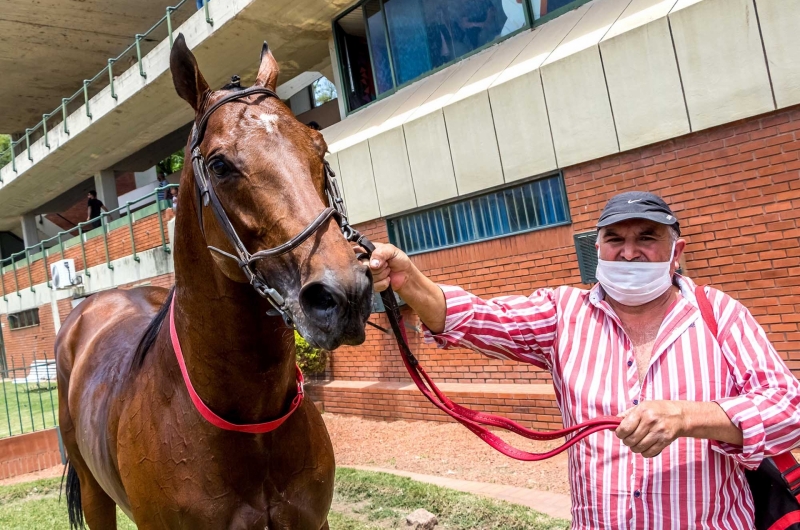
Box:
169, 184, 297, 424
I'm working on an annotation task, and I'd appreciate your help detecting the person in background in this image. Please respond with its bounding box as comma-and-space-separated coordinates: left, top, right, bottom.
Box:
196, 0, 208, 10
170, 187, 178, 212
306, 121, 321, 131
155, 172, 169, 200
86, 190, 107, 230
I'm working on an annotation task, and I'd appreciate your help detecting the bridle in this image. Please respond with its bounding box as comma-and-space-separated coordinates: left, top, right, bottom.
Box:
168, 83, 371, 435
189, 84, 368, 327
182, 82, 621, 452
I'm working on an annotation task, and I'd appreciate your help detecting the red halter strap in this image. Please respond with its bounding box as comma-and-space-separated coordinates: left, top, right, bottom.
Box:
169, 296, 304, 434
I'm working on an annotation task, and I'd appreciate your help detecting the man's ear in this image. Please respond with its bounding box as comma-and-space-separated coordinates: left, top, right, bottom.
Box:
170, 34, 211, 112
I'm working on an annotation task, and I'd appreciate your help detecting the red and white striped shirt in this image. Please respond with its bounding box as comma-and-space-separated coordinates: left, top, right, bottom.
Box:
423, 275, 800, 530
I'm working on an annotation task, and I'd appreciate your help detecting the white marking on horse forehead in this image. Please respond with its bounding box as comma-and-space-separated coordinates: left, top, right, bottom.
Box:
259, 113, 279, 133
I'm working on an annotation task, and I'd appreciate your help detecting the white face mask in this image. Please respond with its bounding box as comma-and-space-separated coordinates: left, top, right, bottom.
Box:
595, 242, 676, 307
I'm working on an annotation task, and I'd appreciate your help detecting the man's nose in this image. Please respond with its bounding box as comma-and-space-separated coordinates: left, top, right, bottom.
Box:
619, 242, 640, 261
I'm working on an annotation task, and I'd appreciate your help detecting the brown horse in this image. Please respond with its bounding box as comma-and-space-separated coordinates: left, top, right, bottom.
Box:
56, 35, 372, 529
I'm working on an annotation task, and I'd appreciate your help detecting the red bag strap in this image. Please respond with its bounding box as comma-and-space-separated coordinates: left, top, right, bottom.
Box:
695, 285, 800, 502
694, 285, 718, 339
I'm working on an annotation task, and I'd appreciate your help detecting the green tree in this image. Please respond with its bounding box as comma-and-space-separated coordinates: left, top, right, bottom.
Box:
294, 331, 329, 375
156, 148, 185, 176
0, 135, 11, 167
312, 78, 338, 107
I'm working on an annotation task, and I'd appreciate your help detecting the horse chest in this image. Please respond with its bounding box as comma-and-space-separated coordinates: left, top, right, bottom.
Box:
118, 395, 334, 529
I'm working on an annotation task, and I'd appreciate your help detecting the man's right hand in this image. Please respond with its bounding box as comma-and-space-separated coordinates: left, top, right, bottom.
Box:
367, 242, 447, 334
369, 243, 415, 294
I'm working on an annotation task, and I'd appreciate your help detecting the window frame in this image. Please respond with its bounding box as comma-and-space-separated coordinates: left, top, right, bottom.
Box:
333, 0, 537, 115
8, 308, 40, 331
386, 172, 572, 257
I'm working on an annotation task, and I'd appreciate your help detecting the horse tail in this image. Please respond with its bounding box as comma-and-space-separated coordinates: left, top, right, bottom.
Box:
65, 462, 85, 530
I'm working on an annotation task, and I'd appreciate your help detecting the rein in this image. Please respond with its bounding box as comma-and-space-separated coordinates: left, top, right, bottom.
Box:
177, 82, 620, 450
362, 244, 622, 460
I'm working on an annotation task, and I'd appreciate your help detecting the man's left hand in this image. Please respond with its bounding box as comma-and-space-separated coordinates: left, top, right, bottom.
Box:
615, 401, 687, 458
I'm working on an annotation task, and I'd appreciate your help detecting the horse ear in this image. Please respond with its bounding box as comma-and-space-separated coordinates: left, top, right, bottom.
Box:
170, 34, 210, 112
253, 41, 280, 91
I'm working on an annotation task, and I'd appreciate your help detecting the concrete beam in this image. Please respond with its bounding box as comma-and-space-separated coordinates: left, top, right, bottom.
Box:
0, 0, 355, 232
0, 0, 193, 133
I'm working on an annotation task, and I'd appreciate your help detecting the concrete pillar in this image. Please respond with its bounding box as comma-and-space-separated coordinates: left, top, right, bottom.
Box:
93, 170, 119, 219
20, 213, 40, 247
134, 167, 157, 188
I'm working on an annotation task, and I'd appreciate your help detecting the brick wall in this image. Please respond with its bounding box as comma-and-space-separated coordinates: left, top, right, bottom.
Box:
0, 429, 61, 480
46, 171, 138, 231
3, 105, 799, 430
306, 382, 563, 430
328, 105, 800, 395
2, 209, 171, 294
0, 298, 72, 372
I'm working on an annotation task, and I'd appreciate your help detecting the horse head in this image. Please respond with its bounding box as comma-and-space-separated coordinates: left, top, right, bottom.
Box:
169, 34, 372, 351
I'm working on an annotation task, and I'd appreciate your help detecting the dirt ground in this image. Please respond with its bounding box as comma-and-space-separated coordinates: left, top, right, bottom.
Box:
3, 414, 570, 496
323, 413, 571, 495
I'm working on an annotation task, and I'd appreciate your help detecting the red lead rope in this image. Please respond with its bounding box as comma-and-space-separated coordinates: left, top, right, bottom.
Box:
380, 289, 621, 461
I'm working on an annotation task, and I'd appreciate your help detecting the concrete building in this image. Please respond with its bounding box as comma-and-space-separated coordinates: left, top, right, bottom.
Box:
1, 0, 799, 431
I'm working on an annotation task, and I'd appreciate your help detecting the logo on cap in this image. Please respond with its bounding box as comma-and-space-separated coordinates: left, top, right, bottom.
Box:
628, 199, 642, 204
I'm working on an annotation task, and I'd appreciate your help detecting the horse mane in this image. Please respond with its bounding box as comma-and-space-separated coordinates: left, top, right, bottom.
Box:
132, 287, 175, 369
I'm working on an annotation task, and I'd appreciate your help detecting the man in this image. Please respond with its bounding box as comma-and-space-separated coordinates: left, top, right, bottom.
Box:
86, 190, 107, 230
369, 191, 800, 529
155, 172, 169, 202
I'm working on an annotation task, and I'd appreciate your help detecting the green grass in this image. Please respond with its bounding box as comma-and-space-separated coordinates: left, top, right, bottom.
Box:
333, 468, 569, 530
0, 477, 133, 530
0, 469, 568, 529
0, 381, 59, 439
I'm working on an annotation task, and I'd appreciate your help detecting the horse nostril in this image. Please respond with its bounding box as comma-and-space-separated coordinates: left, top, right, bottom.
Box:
299, 282, 346, 331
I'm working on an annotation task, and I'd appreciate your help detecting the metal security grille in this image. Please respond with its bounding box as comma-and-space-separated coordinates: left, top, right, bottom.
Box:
8, 308, 39, 330
387, 174, 570, 255
574, 231, 598, 284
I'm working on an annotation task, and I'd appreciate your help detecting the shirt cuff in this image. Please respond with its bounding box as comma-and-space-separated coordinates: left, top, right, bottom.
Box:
421, 285, 475, 349
711, 395, 766, 469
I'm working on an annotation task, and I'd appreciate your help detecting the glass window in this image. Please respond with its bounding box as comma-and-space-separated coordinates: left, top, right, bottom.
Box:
387, 174, 569, 255
530, 0, 582, 22
335, 0, 530, 112
336, 8, 377, 111
364, 1, 394, 95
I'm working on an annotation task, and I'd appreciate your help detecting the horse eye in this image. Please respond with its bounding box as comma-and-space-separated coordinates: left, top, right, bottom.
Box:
209, 159, 230, 177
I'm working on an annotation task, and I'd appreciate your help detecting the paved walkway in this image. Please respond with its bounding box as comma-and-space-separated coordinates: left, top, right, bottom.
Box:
344, 465, 572, 521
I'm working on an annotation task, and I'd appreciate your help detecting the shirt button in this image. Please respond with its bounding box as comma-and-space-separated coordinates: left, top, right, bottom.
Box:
627, 360, 633, 367
634, 490, 641, 498
632, 399, 639, 405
